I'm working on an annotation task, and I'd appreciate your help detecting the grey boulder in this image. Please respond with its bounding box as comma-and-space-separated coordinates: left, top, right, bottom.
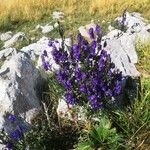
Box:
4, 32, 25, 48
0, 52, 43, 124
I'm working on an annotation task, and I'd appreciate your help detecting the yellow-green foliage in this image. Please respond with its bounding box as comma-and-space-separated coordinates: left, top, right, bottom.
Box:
136, 42, 150, 77
0, 0, 150, 30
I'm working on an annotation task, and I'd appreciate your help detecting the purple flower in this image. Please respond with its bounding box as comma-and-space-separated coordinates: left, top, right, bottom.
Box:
49, 22, 123, 109
105, 89, 113, 97
81, 39, 88, 46
111, 63, 115, 69
91, 100, 101, 109
114, 81, 121, 94
107, 70, 113, 76
81, 39, 89, 51
10, 129, 22, 141
95, 24, 101, 34
92, 78, 98, 84
7, 114, 16, 122
72, 44, 80, 60
98, 58, 104, 70
90, 40, 97, 49
101, 49, 107, 57
48, 40, 54, 47
64, 92, 75, 104
116, 72, 122, 81
63, 79, 72, 90
88, 95, 96, 102
102, 84, 108, 92
43, 50, 48, 57
42, 61, 50, 71
89, 28, 95, 39
5, 141, 13, 149
79, 84, 86, 92
77, 33, 82, 42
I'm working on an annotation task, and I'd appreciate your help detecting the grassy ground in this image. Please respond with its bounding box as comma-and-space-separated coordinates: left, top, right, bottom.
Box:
0, 0, 150, 32
136, 42, 150, 77
0, 0, 150, 50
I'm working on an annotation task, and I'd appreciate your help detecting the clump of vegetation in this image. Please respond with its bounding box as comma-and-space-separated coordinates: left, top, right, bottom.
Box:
75, 116, 124, 150
42, 24, 122, 109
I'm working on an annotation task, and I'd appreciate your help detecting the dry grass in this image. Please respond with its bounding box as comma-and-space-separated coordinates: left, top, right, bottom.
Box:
90, 0, 150, 19
0, 0, 150, 30
136, 42, 150, 77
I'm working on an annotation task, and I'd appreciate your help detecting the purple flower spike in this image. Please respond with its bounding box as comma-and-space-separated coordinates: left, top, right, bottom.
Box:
77, 33, 82, 42
42, 61, 50, 71
90, 40, 97, 49
7, 114, 16, 122
106, 89, 113, 97
64, 92, 75, 105
10, 129, 22, 141
48, 40, 54, 47
101, 49, 107, 57
89, 28, 95, 39
95, 24, 101, 34
72, 44, 80, 60
114, 81, 121, 95
79, 84, 86, 92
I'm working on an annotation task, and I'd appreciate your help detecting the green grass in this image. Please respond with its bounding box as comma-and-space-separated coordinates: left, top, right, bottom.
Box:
136, 42, 150, 77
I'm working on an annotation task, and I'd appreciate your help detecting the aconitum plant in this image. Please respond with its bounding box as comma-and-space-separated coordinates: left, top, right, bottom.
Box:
42, 24, 122, 109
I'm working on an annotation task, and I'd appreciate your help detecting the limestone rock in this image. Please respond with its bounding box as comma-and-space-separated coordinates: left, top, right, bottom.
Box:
0, 31, 12, 41
4, 32, 25, 48
105, 33, 139, 77
115, 11, 150, 42
57, 98, 72, 119
36, 24, 54, 33
21, 37, 71, 70
52, 11, 64, 20
108, 25, 115, 31
0, 48, 16, 60
0, 53, 43, 124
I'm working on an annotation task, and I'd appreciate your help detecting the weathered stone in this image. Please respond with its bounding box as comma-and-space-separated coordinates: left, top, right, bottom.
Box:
36, 24, 54, 33
115, 11, 150, 42
0, 31, 12, 41
57, 98, 72, 120
105, 33, 139, 76
54, 22, 59, 28
103, 29, 123, 40
21, 37, 71, 70
52, 11, 64, 20
0, 48, 16, 60
0, 53, 43, 124
108, 25, 115, 31
4, 32, 25, 48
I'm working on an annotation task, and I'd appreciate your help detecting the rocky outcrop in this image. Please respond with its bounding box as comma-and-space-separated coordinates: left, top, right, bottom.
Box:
36, 24, 54, 34
115, 11, 150, 42
52, 11, 64, 20
0, 53, 43, 124
0, 31, 12, 41
21, 37, 71, 70
4, 32, 25, 48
